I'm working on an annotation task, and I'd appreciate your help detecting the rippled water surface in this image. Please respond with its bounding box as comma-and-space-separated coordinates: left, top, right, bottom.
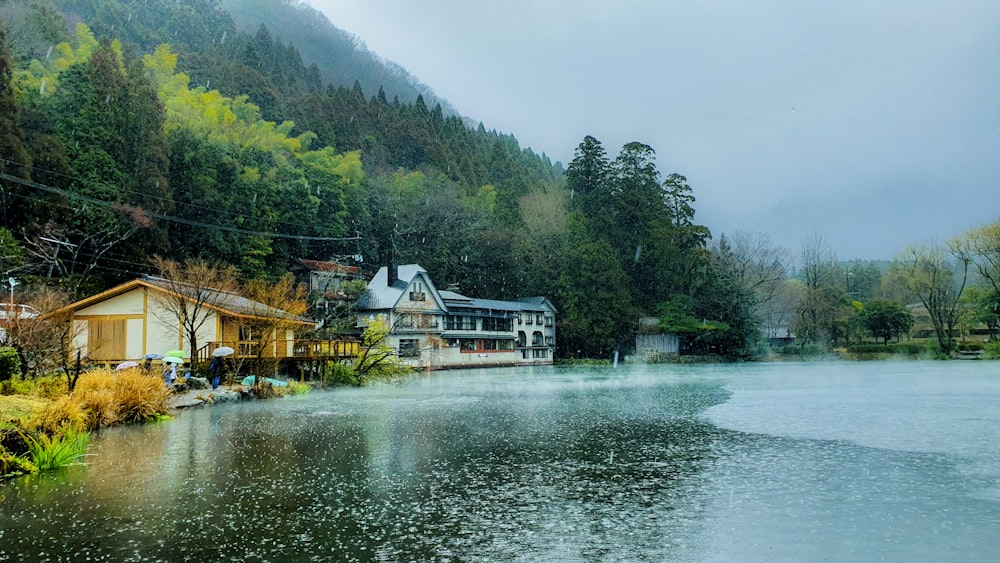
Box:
2, 361, 998, 561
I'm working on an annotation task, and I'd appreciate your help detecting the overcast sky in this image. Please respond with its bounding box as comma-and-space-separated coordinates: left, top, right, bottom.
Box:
307, 0, 1000, 260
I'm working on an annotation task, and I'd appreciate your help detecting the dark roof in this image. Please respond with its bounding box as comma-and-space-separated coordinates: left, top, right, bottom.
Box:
295, 259, 362, 276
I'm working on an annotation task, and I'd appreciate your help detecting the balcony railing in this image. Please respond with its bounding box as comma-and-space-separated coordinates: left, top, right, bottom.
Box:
196, 339, 360, 364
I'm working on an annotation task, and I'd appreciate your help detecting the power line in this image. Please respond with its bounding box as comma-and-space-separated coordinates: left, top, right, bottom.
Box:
0, 171, 360, 242
0, 156, 346, 233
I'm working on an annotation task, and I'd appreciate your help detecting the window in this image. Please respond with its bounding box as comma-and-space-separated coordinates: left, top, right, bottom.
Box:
545, 336, 555, 346
460, 339, 478, 352
532, 349, 548, 359
532, 331, 544, 347
483, 339, 498, 351
525, 314, 533, 325
445, 316, 476, 330
482, 317, 513, 332
399, 339, 420, 357
517, 331, 526, 347
517, 313, 523, 325
536, 314, 544, 325
544, 316, 553, 327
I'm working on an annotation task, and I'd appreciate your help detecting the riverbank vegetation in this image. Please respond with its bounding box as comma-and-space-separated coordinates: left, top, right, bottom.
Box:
0, 368, 169, 478
0, 0, 997, 366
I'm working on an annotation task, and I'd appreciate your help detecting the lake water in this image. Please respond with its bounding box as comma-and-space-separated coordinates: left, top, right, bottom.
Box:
1, 361, 998, 561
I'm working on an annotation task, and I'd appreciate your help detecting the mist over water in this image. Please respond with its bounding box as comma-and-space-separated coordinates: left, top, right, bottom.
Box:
2, 362, 998, 561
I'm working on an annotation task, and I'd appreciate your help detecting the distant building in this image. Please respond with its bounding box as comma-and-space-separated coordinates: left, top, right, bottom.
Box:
356, 264, 557, 369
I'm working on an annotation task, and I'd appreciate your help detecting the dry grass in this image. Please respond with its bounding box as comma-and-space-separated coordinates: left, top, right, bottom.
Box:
75, 368, 170, 426
81, 388, 117, 429
27, 395, 88, 434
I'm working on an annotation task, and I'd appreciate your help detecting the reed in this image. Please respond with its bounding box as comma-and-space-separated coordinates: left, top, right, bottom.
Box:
25, 429, 90, 471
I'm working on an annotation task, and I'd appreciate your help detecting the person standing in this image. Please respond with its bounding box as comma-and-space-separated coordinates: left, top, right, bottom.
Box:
163, 362, 176, 387
209, 356, 223, 390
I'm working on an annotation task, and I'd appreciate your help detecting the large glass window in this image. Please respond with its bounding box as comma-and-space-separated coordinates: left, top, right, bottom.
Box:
399, 339, 420, 356
482, 317, 513, 332
445, 316, 477, 330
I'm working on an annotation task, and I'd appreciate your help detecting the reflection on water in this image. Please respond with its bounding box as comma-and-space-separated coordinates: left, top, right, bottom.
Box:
1, 362, 998, 561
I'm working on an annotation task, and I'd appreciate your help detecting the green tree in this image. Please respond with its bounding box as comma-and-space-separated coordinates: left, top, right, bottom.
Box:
555, 214, 635, 359
858, 300, 914, 345
0, 25, 31, 180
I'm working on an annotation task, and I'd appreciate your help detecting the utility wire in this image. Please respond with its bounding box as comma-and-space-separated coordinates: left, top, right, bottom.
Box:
0, 171, 360, 242
0, 156, 343, 232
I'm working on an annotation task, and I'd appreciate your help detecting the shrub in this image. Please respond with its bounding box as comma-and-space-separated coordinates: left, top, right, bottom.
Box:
26, 429, 89, 471
287, 381, 311, 395
957, 342, 984, 352
984, 340, 1000, 360
846, 344, 892, 355
776, 344, 827, 356
889, 342, 924, 356
0, 348, 21, 381
322, 362, 357, 386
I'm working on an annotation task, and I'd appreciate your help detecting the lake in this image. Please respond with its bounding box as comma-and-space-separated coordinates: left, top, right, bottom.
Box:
2, 361, 998, 561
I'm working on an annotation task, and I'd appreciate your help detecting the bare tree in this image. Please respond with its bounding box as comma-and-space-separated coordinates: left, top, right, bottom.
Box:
1, 287, 85, 389
149, 257, 240, 361
887, 242, 970, 354
23, 209, 142, 294
238, 274, 310, 392
715, 230, 789, 335
793, 233, 845, 347
962, 221, 1000, 293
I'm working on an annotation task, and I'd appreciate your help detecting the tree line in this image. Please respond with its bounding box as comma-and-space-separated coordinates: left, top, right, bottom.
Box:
1, 0, 997, 363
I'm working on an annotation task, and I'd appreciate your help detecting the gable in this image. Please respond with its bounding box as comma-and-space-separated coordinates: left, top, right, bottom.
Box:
396, 271, 446, 312
76, 287, 145, 316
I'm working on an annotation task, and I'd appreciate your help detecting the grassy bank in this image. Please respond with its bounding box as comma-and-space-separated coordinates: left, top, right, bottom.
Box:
1, 368, 171, 478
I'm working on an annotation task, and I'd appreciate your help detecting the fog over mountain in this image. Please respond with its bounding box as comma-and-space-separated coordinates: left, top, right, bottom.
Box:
308, 0, 1000, 260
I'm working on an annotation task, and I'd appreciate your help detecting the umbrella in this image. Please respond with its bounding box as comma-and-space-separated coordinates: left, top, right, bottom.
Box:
164, 350, 185, 358
143, 353, 164, 360
163, 356, 184, 364
116, 361, 139, 371
212, 346, 235, 357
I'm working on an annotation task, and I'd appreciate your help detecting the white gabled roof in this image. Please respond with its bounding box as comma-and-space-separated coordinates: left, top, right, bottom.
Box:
357, 264, 447, 312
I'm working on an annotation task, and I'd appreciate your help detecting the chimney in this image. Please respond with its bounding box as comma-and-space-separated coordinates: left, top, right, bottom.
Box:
389, 262, 398, 287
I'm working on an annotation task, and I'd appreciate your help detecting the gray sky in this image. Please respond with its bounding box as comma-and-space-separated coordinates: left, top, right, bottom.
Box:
307, 0, 1000, 260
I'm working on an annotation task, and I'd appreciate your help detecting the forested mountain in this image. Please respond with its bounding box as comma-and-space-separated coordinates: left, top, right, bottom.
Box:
0, 0, 769, 359
219, 0, 456, 115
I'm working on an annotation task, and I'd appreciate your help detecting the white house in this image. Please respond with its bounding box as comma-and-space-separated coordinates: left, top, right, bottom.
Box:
57, 276, 315, 364
356, 264, 557, 369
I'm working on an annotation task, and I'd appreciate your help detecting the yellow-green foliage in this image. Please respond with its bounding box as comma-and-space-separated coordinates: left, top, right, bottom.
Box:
1, 448, 37, 476
13, 23, 120, 98
286, 381, 311, 395
1, 375, 70, 398
75, 369, 170, 426
0, 395, 46, 430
